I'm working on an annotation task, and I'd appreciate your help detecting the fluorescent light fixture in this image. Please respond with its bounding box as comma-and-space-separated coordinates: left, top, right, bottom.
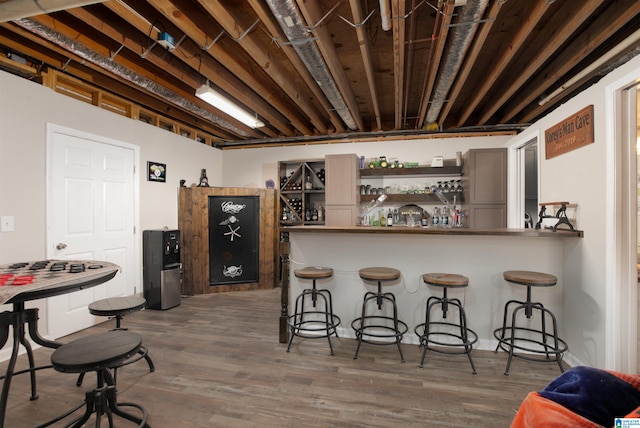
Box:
195, 84, 264, 128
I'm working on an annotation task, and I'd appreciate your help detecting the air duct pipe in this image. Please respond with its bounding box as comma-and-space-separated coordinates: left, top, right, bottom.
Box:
425, 0, 488, 125
379, 0, 391, 31
265, 0, 358, 130
0, 0, 106, 23
13, 18, 250, 137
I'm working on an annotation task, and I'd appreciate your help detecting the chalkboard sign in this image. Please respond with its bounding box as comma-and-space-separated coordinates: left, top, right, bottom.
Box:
208, 196, 259, 285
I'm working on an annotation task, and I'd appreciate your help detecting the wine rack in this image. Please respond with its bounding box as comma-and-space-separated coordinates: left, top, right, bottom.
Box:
278, 159, 326, 226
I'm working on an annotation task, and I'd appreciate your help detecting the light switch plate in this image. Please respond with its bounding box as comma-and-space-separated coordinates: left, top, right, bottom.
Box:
1, 216, 15, 232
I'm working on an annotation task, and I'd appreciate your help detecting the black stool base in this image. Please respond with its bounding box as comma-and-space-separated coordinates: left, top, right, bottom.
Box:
287, 288, 341, 355
494, 298, 567, 375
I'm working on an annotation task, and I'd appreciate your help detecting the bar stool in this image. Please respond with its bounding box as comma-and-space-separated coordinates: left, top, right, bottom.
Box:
37, 330, 149, 427
76, 296, 155, 386
351, 267, 407, 362
415, 273, 478, 374
493, 270, 568, 375
287, 266, 341, 355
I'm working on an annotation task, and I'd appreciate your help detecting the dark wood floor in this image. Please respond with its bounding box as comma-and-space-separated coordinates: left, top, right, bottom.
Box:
1, 288, 564, 427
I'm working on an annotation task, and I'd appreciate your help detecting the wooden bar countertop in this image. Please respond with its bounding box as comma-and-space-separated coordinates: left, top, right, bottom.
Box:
281, 225, 583, 238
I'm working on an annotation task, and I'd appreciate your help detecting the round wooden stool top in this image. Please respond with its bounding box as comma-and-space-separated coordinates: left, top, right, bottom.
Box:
51, 330, 142, 373
294, 266, 333, 280
359, 267, 401, 282
503, 270, 557, 287
88, 295, 146, 318
422, 273, 469, 288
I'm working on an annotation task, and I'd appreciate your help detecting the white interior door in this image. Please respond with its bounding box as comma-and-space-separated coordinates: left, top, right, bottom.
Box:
46, 126, 136, 339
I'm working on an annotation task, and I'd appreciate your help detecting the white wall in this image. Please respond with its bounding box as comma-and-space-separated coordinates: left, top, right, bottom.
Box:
0, 70, 222, 333
221, 137, 510, 188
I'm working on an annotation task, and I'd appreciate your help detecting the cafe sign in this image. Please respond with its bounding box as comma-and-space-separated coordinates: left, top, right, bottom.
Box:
544, 105, 594, 160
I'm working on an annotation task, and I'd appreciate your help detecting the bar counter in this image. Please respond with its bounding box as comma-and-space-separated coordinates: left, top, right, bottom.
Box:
279, 225, 583, 361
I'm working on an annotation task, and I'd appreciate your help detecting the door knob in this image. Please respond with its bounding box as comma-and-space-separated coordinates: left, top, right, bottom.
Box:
56, 243, 67, 250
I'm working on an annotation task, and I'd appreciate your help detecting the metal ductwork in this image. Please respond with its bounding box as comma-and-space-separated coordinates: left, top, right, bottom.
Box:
0, 0, 105, 22
265, 0, 358, 130
425, 0, 488, 125
13, 18, 250, 137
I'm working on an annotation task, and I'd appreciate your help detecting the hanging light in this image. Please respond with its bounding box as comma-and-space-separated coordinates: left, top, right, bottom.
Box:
195, 83, 264, 128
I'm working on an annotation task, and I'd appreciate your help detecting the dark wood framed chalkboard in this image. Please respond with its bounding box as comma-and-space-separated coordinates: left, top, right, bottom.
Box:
208, 196, 259, 285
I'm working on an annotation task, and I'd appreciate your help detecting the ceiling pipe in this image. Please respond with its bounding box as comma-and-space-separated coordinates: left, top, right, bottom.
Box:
265, 0, 358, 130
380, 0, 391, 31
12, 17, 251, 137
0, 0, 106, 22
424, 0, 488, 126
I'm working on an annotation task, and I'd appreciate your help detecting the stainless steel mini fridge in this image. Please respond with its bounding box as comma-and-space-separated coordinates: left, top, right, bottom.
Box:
143, 229, 181, 310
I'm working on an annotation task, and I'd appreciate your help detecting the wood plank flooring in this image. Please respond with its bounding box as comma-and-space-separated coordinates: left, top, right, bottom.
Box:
1, 288, 564, 427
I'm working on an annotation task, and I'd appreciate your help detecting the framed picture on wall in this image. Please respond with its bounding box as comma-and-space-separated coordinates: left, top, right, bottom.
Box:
147, 161, 166, 182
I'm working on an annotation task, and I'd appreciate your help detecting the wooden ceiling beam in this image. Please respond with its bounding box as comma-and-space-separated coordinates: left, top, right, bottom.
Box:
392, 0, 406, 129
475, 0, 606, 126
500, 0, 640, 124
196, 0, 328, 136
64, 7, 273, 138
0, 24, 238, 140
245, 0, 346, 134
416, 0, 455, 129
295, 0, 364, 131
349, 0, 382, 131
139, 0, 298, 138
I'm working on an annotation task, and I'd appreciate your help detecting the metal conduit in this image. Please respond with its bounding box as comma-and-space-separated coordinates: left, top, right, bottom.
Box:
265, 0, 358, 130
13, 17, 250, 137
425, 0, 488, 125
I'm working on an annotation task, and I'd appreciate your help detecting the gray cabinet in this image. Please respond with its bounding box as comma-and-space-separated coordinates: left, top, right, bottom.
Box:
325, 154, 360, 226
462, 148, 507, 228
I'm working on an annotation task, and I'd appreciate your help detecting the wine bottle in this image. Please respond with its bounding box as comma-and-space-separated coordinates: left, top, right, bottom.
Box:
318, 204, 324, 222
421, 210, 428, 227
387, 208, 393, 226
312, 206, 318, 221
379, 209, 387, 226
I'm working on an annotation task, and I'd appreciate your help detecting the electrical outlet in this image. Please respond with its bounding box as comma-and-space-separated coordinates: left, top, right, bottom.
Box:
0, 216, 15, 232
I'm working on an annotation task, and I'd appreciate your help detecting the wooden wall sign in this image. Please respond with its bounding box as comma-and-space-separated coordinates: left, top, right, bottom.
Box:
544, 105, 594, 160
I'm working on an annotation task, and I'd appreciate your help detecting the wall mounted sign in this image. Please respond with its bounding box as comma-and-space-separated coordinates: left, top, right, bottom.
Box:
208, 196, 259, 285
147, 161, 166, 182
544, 105, 594, 160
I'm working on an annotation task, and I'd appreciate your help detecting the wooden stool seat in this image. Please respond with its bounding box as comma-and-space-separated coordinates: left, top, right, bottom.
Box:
39, 331, 149, 427
503, 270, 557, 286
416, 273, 477, 374
88, 296, 147, 320
359, 267, 401, 282
422, 273, 469, 288
77, 295, 155, 388
294, 266, 334, 280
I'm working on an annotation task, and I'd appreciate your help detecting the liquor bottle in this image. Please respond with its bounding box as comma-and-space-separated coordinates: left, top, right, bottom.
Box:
282, 206, 288, 222
442, 206, 450, 227
432, 206, 440, 228
312, 206, 318, 221
387, 208, 393, 226
317, 204, 324, 222
379, 209, 387, 226
420, 210, 429, 227
197, 169, 209, 187
305, 207, 311, 221
305, 173, 313, 190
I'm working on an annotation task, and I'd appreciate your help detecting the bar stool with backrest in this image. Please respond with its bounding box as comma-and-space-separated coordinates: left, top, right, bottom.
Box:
415, 273, 478, 374
493, 270, 568, 375
36, 330, 149, 428
351, 267, 407, 362
76, 295, 155, 386
287, 266, 341, 355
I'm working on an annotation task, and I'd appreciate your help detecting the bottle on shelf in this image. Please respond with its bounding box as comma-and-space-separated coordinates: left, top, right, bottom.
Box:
421, 210, 429, 227
387, 208, 393, 226
197, 169, 209, 187
305, 207, 311, 221
317, 204, 324, 222
312, 206, 318, 221
379, 209, 387, 226
282, 206, 289, 222
442, 206, 450, 228
432, 206, 440, 228
305, 173, 313, 190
